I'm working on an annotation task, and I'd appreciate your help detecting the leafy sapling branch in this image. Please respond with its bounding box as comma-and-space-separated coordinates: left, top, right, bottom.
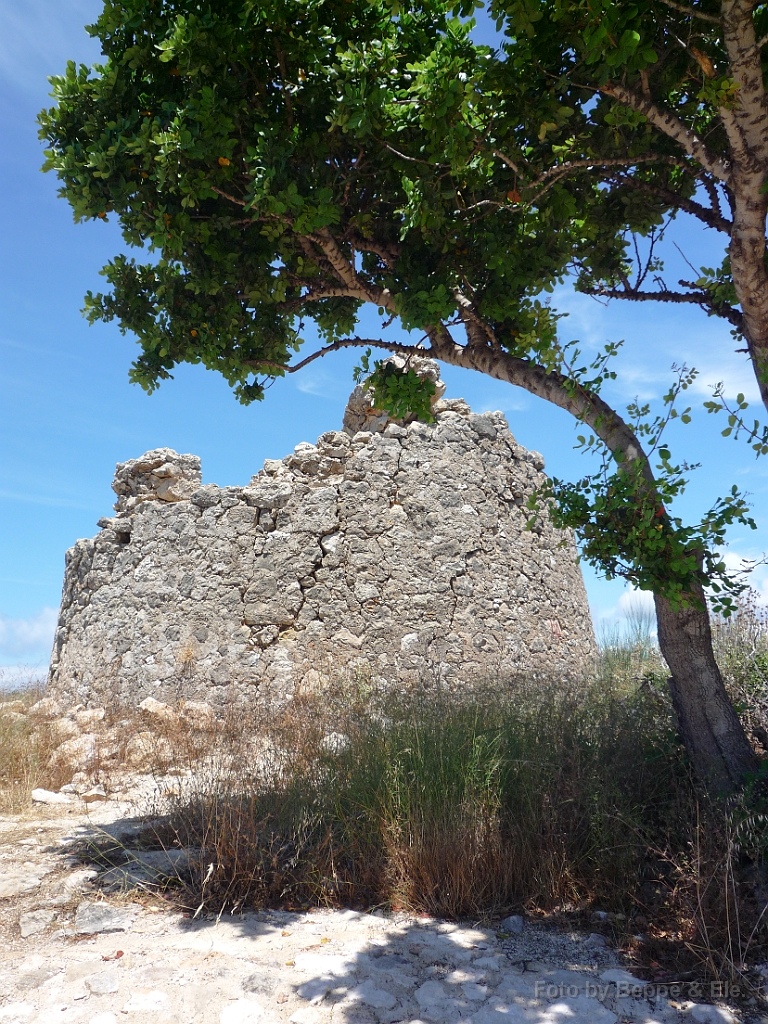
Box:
704, 384, 768, 458
527, 355, 757, 616
353, 349, 437, 423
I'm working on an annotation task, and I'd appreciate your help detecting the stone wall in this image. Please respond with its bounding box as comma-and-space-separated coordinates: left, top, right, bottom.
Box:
46, 371, 596, 709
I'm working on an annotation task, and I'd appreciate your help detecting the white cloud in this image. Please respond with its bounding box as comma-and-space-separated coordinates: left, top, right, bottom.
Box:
719, 547, 768, 607
0, 607, 57, 660
593, 586, 657, 632
616, 589, 656, 617
477, 395, 529, 415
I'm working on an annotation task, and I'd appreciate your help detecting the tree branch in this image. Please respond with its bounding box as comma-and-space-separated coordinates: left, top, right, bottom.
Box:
658, 0, 721, 22
600, 83, 733, 183
581, 282, 746, 329
308, 228, 396, 310
246, 337, 428, 375
611, 173, 733, 233
527, 153, 688, 190
374, 136, 450, 168
427, 324, 654, 476
212, 186, 247, 207
493, 149, 525, 175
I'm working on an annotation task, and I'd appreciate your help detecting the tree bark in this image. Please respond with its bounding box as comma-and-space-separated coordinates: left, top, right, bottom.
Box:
655, 585, 758, 794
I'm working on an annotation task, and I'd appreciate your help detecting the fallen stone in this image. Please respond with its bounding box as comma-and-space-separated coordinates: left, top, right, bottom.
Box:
18, 909, 56, 938
499, 914, 524, 935
30, 788, 72, 805
463, 982, 489, 1001
0, 867, 47, 899
121, 990, 169, 1012
74, 901, 135, 934
62, 868, 99, 891
0, 700, 26, 715
82, 784, 107, 804
178, 699, 217, 730
138, 696, 178, 726
242, 969, 278, 996
0, 710, 25, 724
690, 1006, 737, 1023
295, 978, 332, 1004
348, 979, 398, 1010
584, 932, 607, 948
75, 707, 106, 729
27, 697, 62, 720
0, 1002, 36, 1020
288, 1009, 321, 1024
84, 968, 121, 995
219, 1000, 267, 1024
415, 979, 448, 1007
128, 848, 192, 872
473, 956, 503, 972
124, 730, 173, 769
47, 734, 98, 775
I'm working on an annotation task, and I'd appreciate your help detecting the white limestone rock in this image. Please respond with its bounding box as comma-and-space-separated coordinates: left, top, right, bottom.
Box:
112, 447, 202, 512
74, 901, 135, 935
30, 788, 72, 805
18, 910, 56, 938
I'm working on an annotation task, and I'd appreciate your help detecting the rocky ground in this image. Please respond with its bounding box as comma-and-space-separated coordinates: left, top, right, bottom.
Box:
0, 780, 749, 1024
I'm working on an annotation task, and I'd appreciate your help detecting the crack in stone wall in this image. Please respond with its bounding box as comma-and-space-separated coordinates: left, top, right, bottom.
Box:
46, 370, 597, 710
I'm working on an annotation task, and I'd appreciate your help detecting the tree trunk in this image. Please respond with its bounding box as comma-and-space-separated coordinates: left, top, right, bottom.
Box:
435, 334, 761, 793
654, 584, 758, 795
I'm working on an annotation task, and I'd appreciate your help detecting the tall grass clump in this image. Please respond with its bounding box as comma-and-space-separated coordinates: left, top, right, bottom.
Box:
151, 667, 690, 924
0, 671, 50, 812
115, 595, 768, 982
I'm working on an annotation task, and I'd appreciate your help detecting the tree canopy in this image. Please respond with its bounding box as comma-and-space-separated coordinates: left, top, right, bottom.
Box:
39, 0, 763, 790
484, 0, 768, 422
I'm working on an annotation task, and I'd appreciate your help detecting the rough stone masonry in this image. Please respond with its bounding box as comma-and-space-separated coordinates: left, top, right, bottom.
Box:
46, 363, 596, 709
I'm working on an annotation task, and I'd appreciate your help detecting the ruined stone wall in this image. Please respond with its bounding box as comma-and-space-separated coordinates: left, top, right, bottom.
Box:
47, 379, 596, 710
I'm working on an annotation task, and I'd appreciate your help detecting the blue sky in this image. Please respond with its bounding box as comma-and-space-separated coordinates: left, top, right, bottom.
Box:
1, 1, 766, 680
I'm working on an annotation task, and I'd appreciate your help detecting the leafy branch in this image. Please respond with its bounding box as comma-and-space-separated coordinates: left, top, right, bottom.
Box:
527, 355, 757, 615
704, 385, 768, 457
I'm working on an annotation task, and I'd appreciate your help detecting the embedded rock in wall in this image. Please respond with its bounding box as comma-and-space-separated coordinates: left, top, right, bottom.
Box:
46, 364, 596, 709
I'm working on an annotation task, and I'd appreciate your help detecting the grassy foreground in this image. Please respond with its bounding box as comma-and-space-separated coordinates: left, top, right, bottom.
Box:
2, 596, 768, 985
138, 596, 767, 984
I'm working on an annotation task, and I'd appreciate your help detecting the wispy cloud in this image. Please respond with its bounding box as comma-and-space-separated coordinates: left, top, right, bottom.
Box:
0, 606, 57, 661
477, 395, 529, 415
294, 368, 348, 400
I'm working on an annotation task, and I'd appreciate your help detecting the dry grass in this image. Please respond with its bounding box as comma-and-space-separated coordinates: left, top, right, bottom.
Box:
0, 675, 52, 813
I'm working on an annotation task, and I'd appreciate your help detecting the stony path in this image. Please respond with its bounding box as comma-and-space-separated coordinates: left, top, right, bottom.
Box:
0, 792, 743, 1024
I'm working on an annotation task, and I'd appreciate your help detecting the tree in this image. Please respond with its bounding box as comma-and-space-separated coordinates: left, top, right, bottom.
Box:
39, 0, 760, 791
483, 0, 768, 428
